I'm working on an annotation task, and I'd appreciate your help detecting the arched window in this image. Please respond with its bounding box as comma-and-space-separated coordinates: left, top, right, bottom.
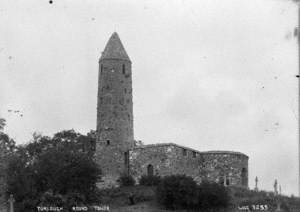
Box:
122, 64, 126, 74
147, 164, 154, 176
226, 178, 230, 186
241, 168, 247, 186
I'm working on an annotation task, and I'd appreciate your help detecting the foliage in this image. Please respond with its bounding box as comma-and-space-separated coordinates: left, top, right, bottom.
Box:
229, 186, 300, 211
37, 190, 87, 212
139, 175, 161, 186
0, 118, 6, 131
0, 132, 16, 156
197, 181, 230, 210
6, 129, 100, 212
97, 185, 156, 206
33, 147, 100, 195
156, 175, 198, 210
26, 129, 95, 160
0, 118, 16, 155
134, 140, 144, 146
156, 175, 231, 210
118, 174, 136, 187
39, 190, 64, 207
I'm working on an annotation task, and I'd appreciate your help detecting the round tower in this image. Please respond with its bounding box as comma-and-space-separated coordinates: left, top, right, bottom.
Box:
95, 32, 134, 184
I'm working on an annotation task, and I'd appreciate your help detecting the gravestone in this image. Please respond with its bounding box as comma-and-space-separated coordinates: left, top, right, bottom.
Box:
8, 194, 14, 212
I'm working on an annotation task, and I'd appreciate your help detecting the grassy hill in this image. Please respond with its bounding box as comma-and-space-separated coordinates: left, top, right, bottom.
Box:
94, 185, 300, 212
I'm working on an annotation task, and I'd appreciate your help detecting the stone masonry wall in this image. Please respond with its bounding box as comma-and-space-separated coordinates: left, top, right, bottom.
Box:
130, 143, 248, 187
201, 151, 248, 187
95, 58, 134, 183
95, 33, 249, 189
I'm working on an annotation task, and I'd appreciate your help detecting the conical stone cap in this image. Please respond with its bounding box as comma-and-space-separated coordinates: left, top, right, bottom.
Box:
100, 32, 131, 62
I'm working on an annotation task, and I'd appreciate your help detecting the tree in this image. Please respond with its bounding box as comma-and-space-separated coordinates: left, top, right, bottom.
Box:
6, 148, 39, 211
6, 129, 100, 212
0, 118, 5, 131
33, 147, 100, 196
139, 175, 161, 186
0, 117, 15, 155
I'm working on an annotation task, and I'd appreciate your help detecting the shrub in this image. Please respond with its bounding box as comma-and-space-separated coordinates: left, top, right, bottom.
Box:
156, 175, 198, 210
139, 175, 161, 186
38, 190, 64, 207
197, 181, 230, 210
64, 192, 86, 211
118, 174, 135, 187
156, 176, 231, 210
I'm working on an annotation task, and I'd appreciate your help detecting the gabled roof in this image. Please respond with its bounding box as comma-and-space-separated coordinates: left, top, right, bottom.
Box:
99, 32, 131, 62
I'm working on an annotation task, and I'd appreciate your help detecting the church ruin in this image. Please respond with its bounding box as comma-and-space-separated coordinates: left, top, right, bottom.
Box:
94, 32, 249, 188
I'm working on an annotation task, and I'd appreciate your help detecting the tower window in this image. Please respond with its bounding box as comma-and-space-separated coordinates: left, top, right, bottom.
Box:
106, 140, 110, 146
122, 64, 125, 74
182, 149, 187, 156
226, 178, 230, 186
124, 151, 129, 165
101, 64, 103, 73
124, 151, 130, 175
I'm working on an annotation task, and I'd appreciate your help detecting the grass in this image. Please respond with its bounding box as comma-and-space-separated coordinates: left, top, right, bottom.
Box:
96, 185, 156, 208
92, 185, 300, 212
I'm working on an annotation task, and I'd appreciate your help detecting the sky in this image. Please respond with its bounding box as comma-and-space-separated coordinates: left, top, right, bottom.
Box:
0, 0, 298, 195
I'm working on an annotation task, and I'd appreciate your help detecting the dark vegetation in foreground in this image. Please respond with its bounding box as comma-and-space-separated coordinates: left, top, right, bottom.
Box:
116, 174, 230, 210
115, 174, 300, 211
1, 125, 300, 211
156, 175, 230, 210
4, 129, 101, 212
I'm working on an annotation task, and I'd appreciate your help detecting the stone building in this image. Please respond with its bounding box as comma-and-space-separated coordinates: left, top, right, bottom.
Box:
95, 32, 249, 188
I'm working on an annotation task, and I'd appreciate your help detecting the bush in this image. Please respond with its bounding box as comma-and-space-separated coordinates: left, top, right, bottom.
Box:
118, 174, 135, 187
38, 190, 64, 207
156, 175, 231, 210
197, 181, 230, 210
156, 175, 198, 210
139, 175, 161, 186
